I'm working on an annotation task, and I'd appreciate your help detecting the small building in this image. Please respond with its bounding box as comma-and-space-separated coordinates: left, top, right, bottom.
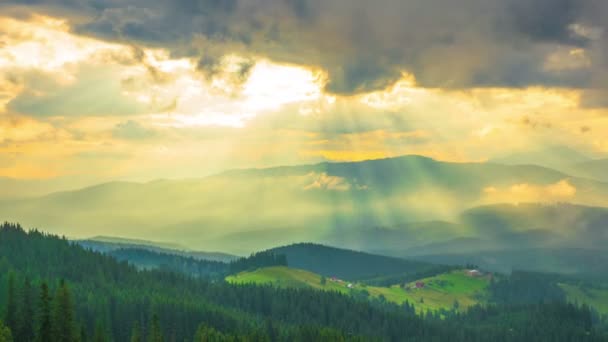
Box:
467, 269, 482, 277
415, 282, 425, 289
347, 283, 354, 289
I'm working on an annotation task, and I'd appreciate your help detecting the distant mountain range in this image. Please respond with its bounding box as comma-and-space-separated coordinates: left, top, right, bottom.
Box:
76, 236, 238, 262
567, 158, 608, 182
490, 146, 592, 169
1, 155, 608, 255
490, 146, 608, 182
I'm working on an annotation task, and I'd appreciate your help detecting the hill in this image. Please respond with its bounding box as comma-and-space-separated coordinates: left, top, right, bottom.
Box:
1, 222, 606, 341
0, 222, 447, 341
2, 155, 608, 253
227, 266, 492, 313
266, 243, 441, 281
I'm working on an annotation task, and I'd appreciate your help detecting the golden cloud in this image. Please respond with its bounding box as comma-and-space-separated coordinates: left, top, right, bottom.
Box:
482, 179, 577, 204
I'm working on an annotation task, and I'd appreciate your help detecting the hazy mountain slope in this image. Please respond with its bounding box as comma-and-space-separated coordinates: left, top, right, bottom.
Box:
410, 248, 608, 278
327, 203, 608, 261
490, 146, 592, 171
460, 203, 608, 248
566, 158, 608, 182
1, 155, 608, 253
76, 237, 239, 262
0, 176, 96, 200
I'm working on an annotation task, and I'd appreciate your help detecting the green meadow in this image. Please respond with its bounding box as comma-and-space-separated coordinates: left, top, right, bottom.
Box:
227, 267, 491, 313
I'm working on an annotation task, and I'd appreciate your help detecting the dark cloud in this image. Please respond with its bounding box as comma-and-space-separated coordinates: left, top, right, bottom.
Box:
2, 0, 608, 98
504, 0, 586, 45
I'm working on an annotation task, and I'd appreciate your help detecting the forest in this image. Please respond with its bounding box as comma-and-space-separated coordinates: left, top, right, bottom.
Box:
1, 222, 607, 341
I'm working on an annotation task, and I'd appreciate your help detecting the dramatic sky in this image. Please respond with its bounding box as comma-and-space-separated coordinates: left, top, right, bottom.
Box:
2, 0, 608, 189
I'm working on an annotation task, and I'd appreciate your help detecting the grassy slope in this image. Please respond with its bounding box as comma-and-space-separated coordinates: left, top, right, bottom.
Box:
227, 267, 491, 313
227, 266, 348, 293
560, 283, 608, 315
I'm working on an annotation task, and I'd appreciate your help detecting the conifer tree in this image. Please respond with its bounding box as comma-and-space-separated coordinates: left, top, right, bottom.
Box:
130, 321, 142, 342
148, 314, 163, 342
52, 280, 75, 342
0, 320, 13, 342
36, 283, 52, 342
17, 277, 35, 342
92, 321, 107, 342
4, 273, 17, 337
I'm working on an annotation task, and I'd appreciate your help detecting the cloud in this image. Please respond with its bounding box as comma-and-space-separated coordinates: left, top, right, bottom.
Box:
112, 120, 157, 140
0, 113, 57, 144
482, 179, 577, 204
2, 0, 607, 97
7, 66, 146, 117
302, 172, 366, 191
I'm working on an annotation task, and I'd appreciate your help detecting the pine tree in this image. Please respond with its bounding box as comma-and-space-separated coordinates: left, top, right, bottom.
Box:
4, 273, 18, 337
148, 314, 163, 342
52, 280, 75, 342
193, 324, 223, 342
17, 277, 35, 342
130, 321, 142, 342
0, 320, 13, 342
36, 283, 52, 342
92, 321, 108, 342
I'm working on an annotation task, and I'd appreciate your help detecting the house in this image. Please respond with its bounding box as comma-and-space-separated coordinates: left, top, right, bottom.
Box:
415, 282, 425, 289
467, 269, 482, 277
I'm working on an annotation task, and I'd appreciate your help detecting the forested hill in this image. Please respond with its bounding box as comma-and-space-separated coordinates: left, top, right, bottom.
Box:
267, 243, 442, 281
1, 223, 607, 341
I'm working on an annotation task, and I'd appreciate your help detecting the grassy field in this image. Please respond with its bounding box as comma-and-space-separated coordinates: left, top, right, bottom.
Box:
560, 283, 608, 315
226, 266, 350, 293
227, 267, 491, 313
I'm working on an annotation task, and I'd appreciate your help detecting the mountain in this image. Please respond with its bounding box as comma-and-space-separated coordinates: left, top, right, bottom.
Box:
567, 158, 608, 182
410, 248, 608, 279
76, 236, 238, 262
267, 243, 442, 281
2, 155, 608, 253
84, 235, 187, 250
459, 203, 608, 249
490, 146, 592, 170
338, 203, 608, 260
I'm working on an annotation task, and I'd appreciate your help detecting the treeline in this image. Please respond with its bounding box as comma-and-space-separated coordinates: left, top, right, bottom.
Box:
108, 248, 287, 279
109, 248, 228, 279
268, 243, 437, 281
3, 275, 80, 342
489, 271, 567, 304
2, 275, 359, 342
362, 265, 458, 287
1, 222, 607, 341
228, 251, 288, 274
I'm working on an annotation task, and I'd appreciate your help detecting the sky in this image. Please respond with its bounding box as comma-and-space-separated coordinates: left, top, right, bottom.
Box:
2, 0, 608, 189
